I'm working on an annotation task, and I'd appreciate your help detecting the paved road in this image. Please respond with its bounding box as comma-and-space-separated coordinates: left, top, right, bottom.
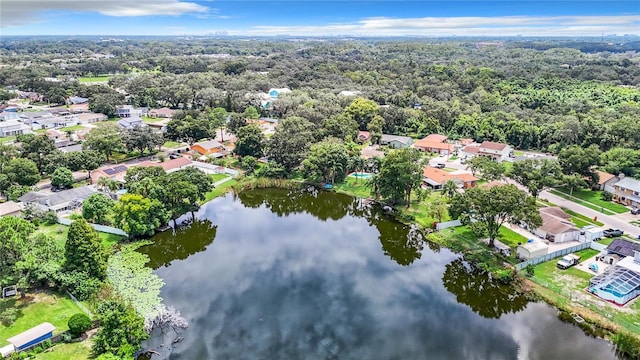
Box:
540, 189, 640, 239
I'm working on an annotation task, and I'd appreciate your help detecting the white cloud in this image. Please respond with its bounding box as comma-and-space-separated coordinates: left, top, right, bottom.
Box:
1, 0, 208, 27
243, 15, 640, 36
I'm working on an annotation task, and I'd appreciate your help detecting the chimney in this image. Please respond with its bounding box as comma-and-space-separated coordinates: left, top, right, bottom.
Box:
618, 173, 625, 179
635, 250, 640, 263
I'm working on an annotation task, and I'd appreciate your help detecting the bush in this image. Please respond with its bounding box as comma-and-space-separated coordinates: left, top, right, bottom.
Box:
58, 271, 103, 301
613, 332, 640, 359
68, 313, 92, 337
525, 264, 535, 277
601, 191, 613, 201
0, 307, 19, 326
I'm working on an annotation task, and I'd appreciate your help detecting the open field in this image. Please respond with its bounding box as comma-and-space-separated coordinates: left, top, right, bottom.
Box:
0, 292, 83, 341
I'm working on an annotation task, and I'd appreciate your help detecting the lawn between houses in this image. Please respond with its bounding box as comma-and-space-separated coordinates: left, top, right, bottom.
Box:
550, 187, 629, 214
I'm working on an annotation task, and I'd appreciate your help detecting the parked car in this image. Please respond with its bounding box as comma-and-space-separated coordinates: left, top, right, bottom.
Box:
631, 207, 640, 215
603, 228, 624, 237
434, 163, 445, 169
557, 253, 581, 269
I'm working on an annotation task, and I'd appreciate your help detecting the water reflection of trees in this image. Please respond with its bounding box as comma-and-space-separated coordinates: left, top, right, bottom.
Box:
137, 218, 218, 270
442, 259, 528, 319
236, 188, 424, 266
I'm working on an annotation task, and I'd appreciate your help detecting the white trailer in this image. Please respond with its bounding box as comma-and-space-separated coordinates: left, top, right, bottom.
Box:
579, 225, 604, 242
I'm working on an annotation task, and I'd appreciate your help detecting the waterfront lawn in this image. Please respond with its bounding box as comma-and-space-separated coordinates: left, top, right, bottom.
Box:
333, 177, 371, 199
35, 224, 125, 248
209, 173, 229, 182
532, 258, 592, 292
0, 292, 82, 341
204, 179, 237, 202
554, 187, 629, 214
34, 340, 92, 360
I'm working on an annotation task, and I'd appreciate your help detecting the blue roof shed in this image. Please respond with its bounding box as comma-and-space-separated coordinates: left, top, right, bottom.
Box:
6, 322, 55, 351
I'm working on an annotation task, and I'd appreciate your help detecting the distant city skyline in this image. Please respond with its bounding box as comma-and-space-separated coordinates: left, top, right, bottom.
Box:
1, 1, 638, 36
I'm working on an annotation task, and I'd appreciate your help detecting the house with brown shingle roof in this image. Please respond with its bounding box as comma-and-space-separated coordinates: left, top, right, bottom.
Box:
478, 141, 512, 162
532, 207, 579, 243
413, 134, 454, 155
595, 170, 618, 192
422, 167, 478, 190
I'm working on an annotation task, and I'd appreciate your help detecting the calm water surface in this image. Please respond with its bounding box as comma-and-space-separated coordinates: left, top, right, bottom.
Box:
139, 189, 616, 360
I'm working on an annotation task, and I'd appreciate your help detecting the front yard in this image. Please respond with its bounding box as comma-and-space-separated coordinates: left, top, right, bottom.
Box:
551, 187, 629, 214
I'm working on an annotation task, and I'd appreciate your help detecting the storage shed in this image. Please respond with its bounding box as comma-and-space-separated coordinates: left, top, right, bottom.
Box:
2, 322, 55, 356
516, 241, 549, 260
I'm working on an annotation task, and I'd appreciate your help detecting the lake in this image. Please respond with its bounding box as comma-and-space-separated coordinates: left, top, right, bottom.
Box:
138, 188, 617, 360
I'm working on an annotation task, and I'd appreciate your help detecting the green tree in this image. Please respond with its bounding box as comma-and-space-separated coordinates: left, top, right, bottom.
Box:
165, 115, 210, 146
366, 115, 385, 145
558, 144, 601, 183
376, 148, 423, 207
0, 217, 36, 281
51, 167, 73, 189
467, 156, 504, 180
17, 134, 56, 172
89, 93, 122, 117
563, 173, 587, 196
449, 184, 541, 247
82, 193, 115, 225
267, 116, 315, 173
122, 126, 164, 154
509, 159, 562, 198
83, 123, 123, 160
243, 106, 260, 119
429, 197, 449, 223
234, 124, 265, 158
226, 112, 247, 134
15, 234, 63, 288
64, 218, 107, 279
46, 87, 68, 105
344, 98, 379, 129
113, 194, 170, 238
4, 158, 40, 186
302, 138, 350, 183
92, 300, 148, 358
322, 114, 358, 141
601, 147, 640, 177
442, 180, 458, 199
241, 155, 258, 173
68, 313, 92, 338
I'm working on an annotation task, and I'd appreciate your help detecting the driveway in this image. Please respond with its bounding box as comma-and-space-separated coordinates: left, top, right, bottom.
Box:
540, 189, 640, 239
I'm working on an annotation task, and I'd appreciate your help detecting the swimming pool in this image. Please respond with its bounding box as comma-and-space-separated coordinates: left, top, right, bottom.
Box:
349, 172, 372, 179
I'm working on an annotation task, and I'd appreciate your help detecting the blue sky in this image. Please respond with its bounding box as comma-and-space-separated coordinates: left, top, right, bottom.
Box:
1, 1, 639, 36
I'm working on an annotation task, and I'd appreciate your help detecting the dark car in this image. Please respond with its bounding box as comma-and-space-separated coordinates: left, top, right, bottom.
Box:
631, 208, 640, 215
603, 228, 624, 237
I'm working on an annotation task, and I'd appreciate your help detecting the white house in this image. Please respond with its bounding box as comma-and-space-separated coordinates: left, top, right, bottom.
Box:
116, 105, 148, 118
533, 207, 579, 243
380, 134, 413, 149
0, 120, 31, 137
117, 115, 145, 129
477, 141, 512, 162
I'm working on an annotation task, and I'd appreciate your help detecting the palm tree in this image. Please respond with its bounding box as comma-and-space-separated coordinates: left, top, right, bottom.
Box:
350, 157, 366, 183
366, 174, 380, 200
442, 180, 458, 199
97, 177, 120, 193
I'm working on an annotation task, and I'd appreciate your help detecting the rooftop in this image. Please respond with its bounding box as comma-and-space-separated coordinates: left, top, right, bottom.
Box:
479, 141, 509, 151
0, 201, 21, 216
381, 134, 412, 144
194, 139, 223, 149
7, 323, 55, 348
614, 176, 640, 193
607, 238, 640, 257
596, 170, 616, 185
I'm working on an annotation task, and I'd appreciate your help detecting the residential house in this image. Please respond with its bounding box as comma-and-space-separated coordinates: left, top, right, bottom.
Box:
148, 107, 176, 118
0, 201, 22, 217
45, 129, 72, 147
31, 116, 76, 130
138, 157, 192, 174
146, 119, 169, 133
48, 108, 72, 116
380, 134, 413, 149
589, 249, 640, 305
462, 141, 512, 162
459, 138, 474, 146
68, 96, 88, 104
0, 120, 31, 137
413, 134, 454, 155
605, 238, 640, 258
595, 170, 618, 192
76, 112, 107, 124
611, 175, 640, 207
116, 105, 148, 118
18, 186, 96, 213
422, 167, 478, 190
69, 103, 90, 113
478, 141, 512, 162
191, 140, 227, 158
19, 111, 53, 124
117, 115, 145, 129
268, 88, 292, 99
357, 131, 371, 143
0, 112, 20, 121
90, 164, 130, 184
532, 207, 579, 243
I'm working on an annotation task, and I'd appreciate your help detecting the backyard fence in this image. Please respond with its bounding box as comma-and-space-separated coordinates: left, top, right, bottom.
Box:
515, 242, 594, 270
57, 217, 128, 237
435, 219, 463, 230
188, 161, 239, 176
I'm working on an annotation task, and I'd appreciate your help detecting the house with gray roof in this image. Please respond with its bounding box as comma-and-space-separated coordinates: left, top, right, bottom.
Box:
18, 186, 96, 213
0, 120, 31, 137
612, 175, 640, 207
117, 115, 145, 129
380, 134, 413, 149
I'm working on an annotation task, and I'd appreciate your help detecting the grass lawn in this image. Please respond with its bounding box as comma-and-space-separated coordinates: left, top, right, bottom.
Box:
163, 141, 183, 149
143, 116, 164, 124
60, 125, 85, 132
553, 187, 629, 214
562, 207, 605, 227
35, 340, 92, 360
0, 292, 83, 341
209, 173, 230, 182
333, 177, 371, 199
78, 75, 111, 83
204, 179, 237, 202
0, 136, 16, 144
497, 227, 529, 248
532, 257, 593, 292
35, 224, 125, 249
598, 237, 615, 246
402, 194, 451, 228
